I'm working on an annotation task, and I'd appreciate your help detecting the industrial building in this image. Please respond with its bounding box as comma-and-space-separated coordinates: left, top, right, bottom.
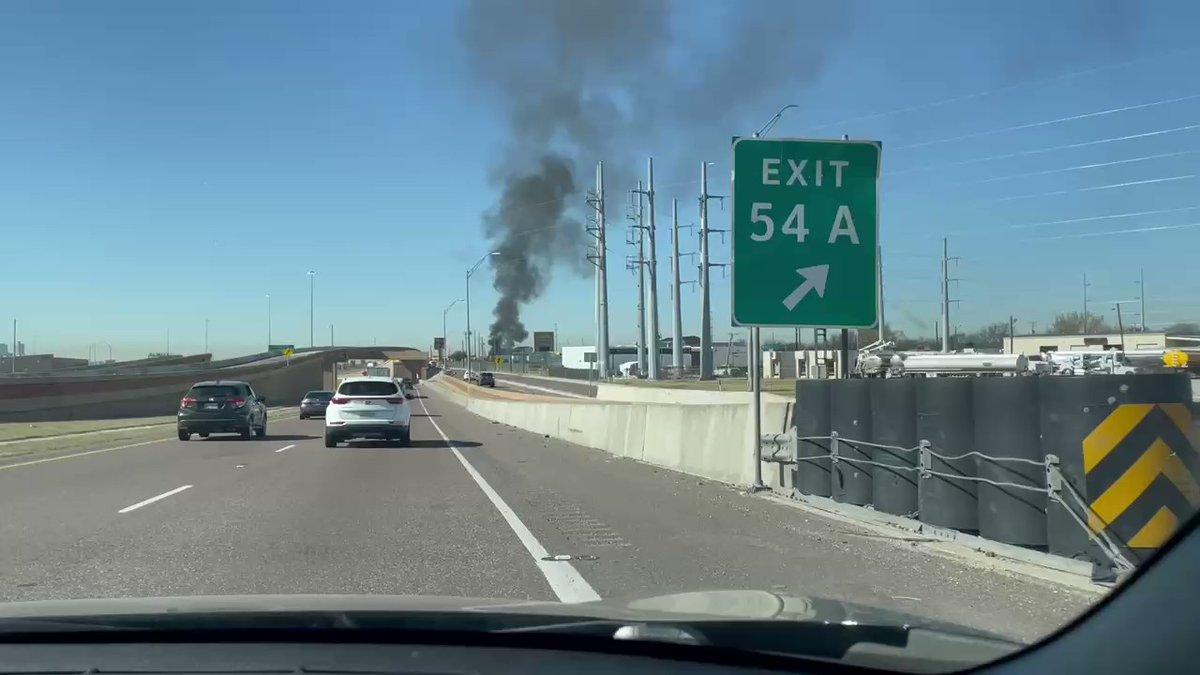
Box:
1002, 331, 1196, 355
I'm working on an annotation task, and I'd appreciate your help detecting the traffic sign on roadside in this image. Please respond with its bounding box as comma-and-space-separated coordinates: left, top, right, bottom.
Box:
731, 137, 881, 328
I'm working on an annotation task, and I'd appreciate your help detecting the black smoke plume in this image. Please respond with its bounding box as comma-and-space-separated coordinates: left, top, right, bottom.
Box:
461, 0, 848, 348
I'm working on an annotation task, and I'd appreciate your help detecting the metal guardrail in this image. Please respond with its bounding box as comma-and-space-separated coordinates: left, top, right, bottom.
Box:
761, 430, 1136, 574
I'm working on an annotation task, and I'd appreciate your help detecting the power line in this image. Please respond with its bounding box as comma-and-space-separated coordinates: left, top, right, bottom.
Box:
889, 123, 1200, 177
1033, 221, 1200, 241
1005, 205, 1200, 231
892, 93, 1200, 152
982, 174, 1197, 204
956, 150, 1200, 186
805, 46, 1199, 133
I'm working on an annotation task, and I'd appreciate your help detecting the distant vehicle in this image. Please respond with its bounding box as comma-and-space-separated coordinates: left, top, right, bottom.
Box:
299, 390, 334, 418
396, 378, 416, 399
463, 370, 479, 383
177, 380, 267, 440
478, 372, 495, 387
324, 376, 411, 447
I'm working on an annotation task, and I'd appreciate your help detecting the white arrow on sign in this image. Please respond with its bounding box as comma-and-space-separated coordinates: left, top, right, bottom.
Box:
781, 264, 830, 310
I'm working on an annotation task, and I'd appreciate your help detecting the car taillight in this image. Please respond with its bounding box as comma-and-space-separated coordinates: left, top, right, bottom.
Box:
180, 397, 197, 409
229, 397, 247, 408
331, 397, 349, 405
385, 397, 406, 404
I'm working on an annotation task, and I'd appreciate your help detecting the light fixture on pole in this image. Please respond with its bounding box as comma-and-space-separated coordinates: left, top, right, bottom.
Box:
307, 271, 317, 348
443, 298, 464, 365
465, 252, 500, 372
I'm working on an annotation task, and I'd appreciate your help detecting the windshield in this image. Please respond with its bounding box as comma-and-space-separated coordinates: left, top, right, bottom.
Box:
338, 381, 400, 397
187, 385, 242, 398
2, 0, 1198, 671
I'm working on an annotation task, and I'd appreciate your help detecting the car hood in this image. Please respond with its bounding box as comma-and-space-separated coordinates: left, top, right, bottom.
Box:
0, 590, 1006, 640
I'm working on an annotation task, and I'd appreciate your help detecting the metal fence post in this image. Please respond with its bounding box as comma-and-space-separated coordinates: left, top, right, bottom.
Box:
830, 431, 840, 466
918, 439, 932, 479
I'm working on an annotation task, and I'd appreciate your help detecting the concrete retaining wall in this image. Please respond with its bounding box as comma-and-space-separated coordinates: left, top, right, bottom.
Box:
434, 378, 792, 486
594, 383, 792, 405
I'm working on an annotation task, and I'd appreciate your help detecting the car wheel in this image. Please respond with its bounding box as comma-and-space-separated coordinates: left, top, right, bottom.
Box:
177, 430, 190, 441
398, 427, 411, 447
254, 422, 266, 438
299, 414, 307, 420
239, 426, 252, 439
198, 432, 209, 438
324, 432, 338, 448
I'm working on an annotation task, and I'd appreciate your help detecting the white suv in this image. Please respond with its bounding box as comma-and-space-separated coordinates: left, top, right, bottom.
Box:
324, 376, 412, 447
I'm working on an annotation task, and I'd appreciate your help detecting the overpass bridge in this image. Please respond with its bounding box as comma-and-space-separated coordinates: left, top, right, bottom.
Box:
0, 347, 431, 422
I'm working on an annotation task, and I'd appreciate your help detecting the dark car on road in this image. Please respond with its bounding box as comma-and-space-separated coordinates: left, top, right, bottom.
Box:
299, 390, 334, 418
177, 380, 268, 440
478, 372, 495, 387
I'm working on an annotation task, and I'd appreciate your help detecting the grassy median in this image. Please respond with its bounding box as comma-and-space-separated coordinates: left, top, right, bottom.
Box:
0, 414, 177, 443
0, 407, 300, 463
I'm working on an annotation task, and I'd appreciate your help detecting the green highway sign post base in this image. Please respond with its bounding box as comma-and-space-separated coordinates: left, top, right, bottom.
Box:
731, 137, 881, 328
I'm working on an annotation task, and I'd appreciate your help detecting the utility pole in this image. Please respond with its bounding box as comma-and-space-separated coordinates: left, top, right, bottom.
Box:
204, 318, 209, 353
1138, 268, 1147, 332
10, 319, 15, 374
330, 323, 334, 347
627, 180, 647, 377
586, 161, 611, 378
266, 294, 272, 347
1030, 320, 1037, 334
699, 162, 715, 380
645, 157, 661, 380
1008, 315, 1017, 353
940, 238, 956, 353
877, 244, 886, 341
1115, 303, 1126, 349
1082, 272, 1090, 334
670, 198, 683, 372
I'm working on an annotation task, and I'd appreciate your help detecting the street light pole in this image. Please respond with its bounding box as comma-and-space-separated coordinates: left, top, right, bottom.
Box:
307, 271, 317, 348
204, 319, 209, 354
466, 252, 499, 372
443, 298, 464, 365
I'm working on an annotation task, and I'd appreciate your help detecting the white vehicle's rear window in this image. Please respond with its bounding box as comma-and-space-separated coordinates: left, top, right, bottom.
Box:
338, 381, 399, 397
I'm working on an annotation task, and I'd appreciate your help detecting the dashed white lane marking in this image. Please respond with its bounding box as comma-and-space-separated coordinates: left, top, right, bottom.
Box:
274, 444, 296, 453
118, 485, 193, 514
416, 396, 601, 603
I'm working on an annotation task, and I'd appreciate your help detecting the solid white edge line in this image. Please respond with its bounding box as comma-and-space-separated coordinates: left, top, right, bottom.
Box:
416, 396, 600, 604
274, 444, 296, 453
117, 484, 193, 514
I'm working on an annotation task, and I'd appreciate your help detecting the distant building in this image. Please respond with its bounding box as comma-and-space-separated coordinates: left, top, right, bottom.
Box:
0, 343, 7, 356
1004, 332, 1175, 354
15, 342, 24, 356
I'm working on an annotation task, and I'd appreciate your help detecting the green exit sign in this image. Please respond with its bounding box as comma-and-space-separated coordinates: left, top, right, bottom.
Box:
731, 137, 881, 328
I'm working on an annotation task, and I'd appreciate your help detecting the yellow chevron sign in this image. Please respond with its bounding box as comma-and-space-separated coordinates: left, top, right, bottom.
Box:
1083, 403, 1200, 554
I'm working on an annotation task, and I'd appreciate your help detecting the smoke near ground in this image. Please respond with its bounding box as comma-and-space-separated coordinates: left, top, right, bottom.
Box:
460, 0, 848, 348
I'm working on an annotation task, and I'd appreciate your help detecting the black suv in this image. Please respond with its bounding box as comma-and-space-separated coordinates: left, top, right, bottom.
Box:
478, 372, 495, 387
177, 380, 268, 440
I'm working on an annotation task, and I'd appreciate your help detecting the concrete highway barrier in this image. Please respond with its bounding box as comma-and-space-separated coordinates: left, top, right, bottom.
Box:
431, 374, 791, 486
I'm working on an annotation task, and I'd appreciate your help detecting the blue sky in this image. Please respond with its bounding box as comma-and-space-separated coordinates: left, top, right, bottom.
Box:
2, 0, 1198, 359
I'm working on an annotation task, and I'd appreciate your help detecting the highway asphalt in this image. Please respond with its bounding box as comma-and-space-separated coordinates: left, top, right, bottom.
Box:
491, 372, 598, 398
0, 383, 1098, 642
